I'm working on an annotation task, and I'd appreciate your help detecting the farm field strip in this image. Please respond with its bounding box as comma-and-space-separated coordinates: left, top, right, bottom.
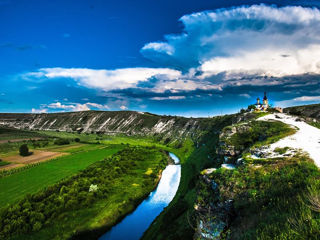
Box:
0, 145, 123, 207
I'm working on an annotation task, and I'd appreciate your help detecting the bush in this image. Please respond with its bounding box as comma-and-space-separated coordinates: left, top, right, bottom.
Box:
74, 138, 80, 142
54, 139, 70, 145
19, 144, 30, 156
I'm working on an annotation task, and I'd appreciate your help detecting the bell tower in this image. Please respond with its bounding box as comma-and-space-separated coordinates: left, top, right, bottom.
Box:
263, 92, 268, 107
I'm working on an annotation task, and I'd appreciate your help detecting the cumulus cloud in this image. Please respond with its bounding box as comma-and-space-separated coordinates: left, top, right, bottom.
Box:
31, 108, 47, 113
26, 67, 181, 91
22, 5, 320, 112
150, 96, 186, 100
35, 101, 110, 112
276, 95, 320, 107
142, 4, 320, 78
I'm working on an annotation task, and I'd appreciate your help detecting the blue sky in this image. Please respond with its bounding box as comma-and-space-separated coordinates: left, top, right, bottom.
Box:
2, 0, 320, 116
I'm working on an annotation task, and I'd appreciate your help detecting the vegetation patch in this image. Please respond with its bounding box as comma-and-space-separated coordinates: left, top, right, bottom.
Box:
53, 138, 70, 145
0, 159, 10, 167
226, 121, 295, 150
199, 153, 320, 239
274, 146, 290, 155
0, 145, 123, 207
0, 146, 168, 240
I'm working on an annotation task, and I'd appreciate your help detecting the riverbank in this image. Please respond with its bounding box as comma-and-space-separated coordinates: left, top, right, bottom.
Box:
99, 153, 181, 240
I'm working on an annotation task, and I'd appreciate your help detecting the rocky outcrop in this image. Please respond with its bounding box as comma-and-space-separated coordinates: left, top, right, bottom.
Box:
217, 123, 251, 162
284, 103, 320, 120
194, 173, 235, 240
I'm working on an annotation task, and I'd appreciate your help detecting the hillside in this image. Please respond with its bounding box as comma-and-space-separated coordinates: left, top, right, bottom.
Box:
284, 103, 320, 119
0, 111, 204, 139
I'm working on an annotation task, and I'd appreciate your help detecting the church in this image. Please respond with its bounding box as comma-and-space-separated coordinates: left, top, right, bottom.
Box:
254, 92, 269, 111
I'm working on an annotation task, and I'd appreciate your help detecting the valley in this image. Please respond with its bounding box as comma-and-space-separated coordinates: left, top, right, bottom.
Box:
0, 109, 319, 240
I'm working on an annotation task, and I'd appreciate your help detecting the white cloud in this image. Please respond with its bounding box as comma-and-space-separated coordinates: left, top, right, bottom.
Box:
31, 108, 47, 113
120, 105, 128, 110
36, 101, 109, 112
142, 42, 174, 55
275, 95, 320, 107
142, 5, 320, 77
294, 96, 320, 101
47, 102, 74, 110
29, 67, 181, 91
239, 93, 251, 99
22, 5, 320, 105
151, 96, 186, 100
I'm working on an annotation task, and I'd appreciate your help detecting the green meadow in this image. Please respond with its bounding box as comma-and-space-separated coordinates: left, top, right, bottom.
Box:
0, 145, 123, 207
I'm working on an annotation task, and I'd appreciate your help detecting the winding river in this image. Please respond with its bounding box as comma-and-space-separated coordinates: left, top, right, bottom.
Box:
99, 153, 181, 240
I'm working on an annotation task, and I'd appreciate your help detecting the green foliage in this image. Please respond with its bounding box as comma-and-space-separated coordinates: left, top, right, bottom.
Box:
0, 127, 47, 141
227, 121, 295, 151
19, 144, 30, 156
248, 104, 256, 111
0, 159, 10, 167
54, 138, 70, 145
274, 147, 290, 155
74, 138, 80, 142
0, 146, 168, 240
200, 153, 320, 239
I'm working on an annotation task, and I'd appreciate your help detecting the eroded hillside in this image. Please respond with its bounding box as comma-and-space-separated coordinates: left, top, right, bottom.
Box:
0, 111, 218, 141
284, 103, 320, 119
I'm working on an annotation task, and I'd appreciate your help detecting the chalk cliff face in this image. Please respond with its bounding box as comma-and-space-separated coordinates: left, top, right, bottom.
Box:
0, 111, 214, 139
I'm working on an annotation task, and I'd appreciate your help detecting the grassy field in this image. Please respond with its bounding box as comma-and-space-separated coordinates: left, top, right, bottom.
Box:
1, 147, 168, 240
0, 145, 123, 207
0, 128, 47, 141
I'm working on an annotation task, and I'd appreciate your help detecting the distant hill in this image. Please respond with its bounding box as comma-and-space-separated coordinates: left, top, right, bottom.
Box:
0, 111, 230, 141
284, 103, 320, 119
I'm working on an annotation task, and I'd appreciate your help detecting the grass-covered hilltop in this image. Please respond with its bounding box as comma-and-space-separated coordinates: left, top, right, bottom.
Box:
0, 108, 319, 240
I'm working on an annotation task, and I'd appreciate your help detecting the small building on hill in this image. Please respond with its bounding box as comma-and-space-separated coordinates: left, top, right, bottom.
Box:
254, 92, 269, 111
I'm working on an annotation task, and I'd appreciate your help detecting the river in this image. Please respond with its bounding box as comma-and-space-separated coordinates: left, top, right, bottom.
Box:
99, 152, 181, 240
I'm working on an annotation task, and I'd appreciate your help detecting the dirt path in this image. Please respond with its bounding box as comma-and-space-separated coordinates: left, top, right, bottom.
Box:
0, 150, 68, 171
258, 113, 320, 167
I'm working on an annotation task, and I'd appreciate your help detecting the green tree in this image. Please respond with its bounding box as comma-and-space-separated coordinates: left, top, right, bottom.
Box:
248, 104, 256, 111
19, 144, 29, 156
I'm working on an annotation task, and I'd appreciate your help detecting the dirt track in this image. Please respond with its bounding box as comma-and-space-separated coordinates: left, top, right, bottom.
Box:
0, 150, 67, 171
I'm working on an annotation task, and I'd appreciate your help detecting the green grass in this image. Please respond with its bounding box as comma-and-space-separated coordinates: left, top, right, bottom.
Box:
227, 120, 296, 150
0, 127, 46, 141
274, 146, 290, 155
201, 153, 320, 239
0, 161, 10, 167
1, 146, 168, 240
36, 130, 104, 142
0, 145, 123, 208
103, 136, 194, 163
